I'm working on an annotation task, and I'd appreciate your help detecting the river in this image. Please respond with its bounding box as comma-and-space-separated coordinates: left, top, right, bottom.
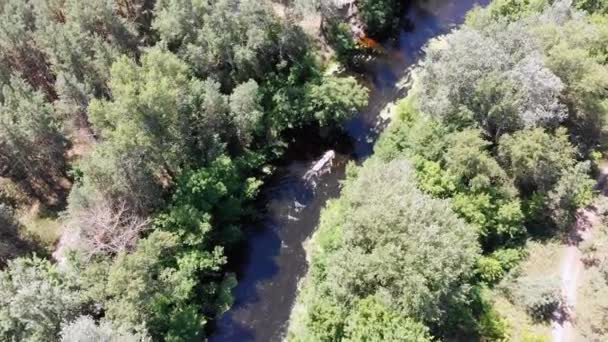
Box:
210, 1, 490, 341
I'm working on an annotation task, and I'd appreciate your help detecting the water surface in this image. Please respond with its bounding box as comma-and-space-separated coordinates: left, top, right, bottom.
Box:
210, 1, 490, 340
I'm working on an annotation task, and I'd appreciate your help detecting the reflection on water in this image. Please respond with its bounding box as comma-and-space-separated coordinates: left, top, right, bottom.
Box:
210, 1, 490, 341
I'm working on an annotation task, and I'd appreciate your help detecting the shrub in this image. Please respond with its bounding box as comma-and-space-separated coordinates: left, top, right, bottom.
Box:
502, 276, 562, 321
60, 316, 150, 342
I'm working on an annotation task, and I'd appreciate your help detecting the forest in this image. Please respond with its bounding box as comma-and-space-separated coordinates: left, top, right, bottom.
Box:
1, 0, 608, 341
288, 0, 608, 341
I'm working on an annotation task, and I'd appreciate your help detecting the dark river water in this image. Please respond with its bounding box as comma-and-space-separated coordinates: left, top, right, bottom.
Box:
210, 1, 490, 341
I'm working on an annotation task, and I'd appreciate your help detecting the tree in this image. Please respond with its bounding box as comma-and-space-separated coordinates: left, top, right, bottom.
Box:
306, 76, 369, 126
547, 161, 595, 230
62, 197, 150, 259
0, 256, 82, 341
0, 0, 56, 98
414, 23, 566, 140
290, 159, 480, 340
575, 0, 608, 14
498, 127, 576, 193
60, 315, 150, 342
88, 48, 193, 176
103, 230, 202, 339
533, 12, 608, 151
357, 0, 402, 38
344, 296, 432, 342
73, 140, 163, 212
153, 0, 293, 87
229, 79, 263, 147
0, 76, 66, 202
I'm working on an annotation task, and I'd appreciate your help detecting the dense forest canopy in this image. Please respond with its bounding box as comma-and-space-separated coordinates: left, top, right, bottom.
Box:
1, 0, 608, 340
289, 0, 608, 340
0, 0, 369, 340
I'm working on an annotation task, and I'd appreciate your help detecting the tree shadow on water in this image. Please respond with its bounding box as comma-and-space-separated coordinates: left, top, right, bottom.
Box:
210, 174, 315, 342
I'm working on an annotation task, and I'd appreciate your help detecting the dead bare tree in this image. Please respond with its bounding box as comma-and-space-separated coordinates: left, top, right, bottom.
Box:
60, 198, 150, 259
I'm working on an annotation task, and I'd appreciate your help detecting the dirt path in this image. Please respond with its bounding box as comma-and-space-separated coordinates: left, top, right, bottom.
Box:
551, 162, 608, 342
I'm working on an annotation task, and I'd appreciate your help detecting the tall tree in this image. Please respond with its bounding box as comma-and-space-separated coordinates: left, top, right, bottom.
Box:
0, 76, 66, 202
0, 256, 82, 341
0, 0, 56, 98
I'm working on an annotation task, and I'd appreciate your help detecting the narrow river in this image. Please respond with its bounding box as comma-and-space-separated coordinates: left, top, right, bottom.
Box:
210, 1, 490, 341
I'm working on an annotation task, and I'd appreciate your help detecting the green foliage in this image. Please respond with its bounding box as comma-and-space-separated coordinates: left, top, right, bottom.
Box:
323, 22, 359, 63
477, 257, 505, 284
306, 76, 368, 126
153, 0, 304, 87
89, 48, 193, 174
498, 128, 576, 192
289, 159, 480, 340
501, 275, 562, 322
575, 0, 608, 14
74, 140, 163, 211
0, 0, 56, 97
101, 229, 229, 340
60, 315, 150, 342
229, 80, 263, 147
414, 21, 566, 141
547, 161, 596, 230
532, 7, 608, 150
0, 256, 82, 341
412, 158, 457, 198
357, 0, 402, 38
155, 155, 262, 247
0, 76, 66, 200
477, 301, 510, 341
344, 296, 432, 342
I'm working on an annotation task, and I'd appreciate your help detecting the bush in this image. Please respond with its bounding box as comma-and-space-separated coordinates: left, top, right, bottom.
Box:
60, 316, 150, 342
477, 256, 505, 284
0, 256, 83, 341
358, 0, 402, 38
502, 276, 562, 321
477, 305, 510, 341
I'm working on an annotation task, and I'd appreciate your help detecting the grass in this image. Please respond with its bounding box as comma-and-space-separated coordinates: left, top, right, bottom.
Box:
18, 202, 63, 254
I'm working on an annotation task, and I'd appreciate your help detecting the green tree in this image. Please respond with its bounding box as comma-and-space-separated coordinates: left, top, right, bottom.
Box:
498, 128, 576, 193
73, 140, 163, 211
60, 315, 150, 342
290, 159, 480, 340
0, 76, 66, 202
534, 12, 608, 151
0, 0, 56, 98
88, 48, 193, 176
575, 0, 608, 14
414, 24, 566, 140
153, 0, 299, 87
358, 0, 402, 38
0, 256, 82, 341
103, 230, 216, 340
344, 296, 432, 342
229, 79, 263, 148
306, 76, 369, 126
547, 161, 595, 230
